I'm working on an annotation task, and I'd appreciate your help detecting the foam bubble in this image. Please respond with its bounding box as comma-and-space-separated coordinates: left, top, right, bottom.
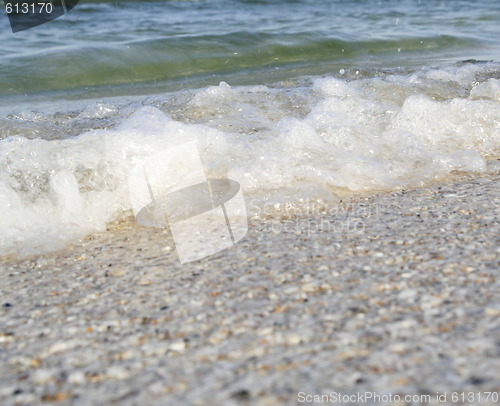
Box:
313, 77, 355, 98
470, 78, 500, 101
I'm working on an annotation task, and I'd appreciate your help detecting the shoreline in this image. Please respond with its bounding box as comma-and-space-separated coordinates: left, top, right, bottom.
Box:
1, 168, 500, 405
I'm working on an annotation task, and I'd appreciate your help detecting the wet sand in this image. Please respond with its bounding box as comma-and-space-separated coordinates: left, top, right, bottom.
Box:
1, 166, 500, 405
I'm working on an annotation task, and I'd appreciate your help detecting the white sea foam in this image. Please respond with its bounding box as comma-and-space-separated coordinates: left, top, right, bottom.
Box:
2, 63, 500, 257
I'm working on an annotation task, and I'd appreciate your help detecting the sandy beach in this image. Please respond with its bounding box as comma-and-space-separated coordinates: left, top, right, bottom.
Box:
1, 163, 500, 405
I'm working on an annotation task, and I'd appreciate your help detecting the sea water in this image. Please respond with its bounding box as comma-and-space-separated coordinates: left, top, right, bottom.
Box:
1, 0, 500, 257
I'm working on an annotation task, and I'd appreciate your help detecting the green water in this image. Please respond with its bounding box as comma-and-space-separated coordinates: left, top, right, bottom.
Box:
1, 0, 500, 111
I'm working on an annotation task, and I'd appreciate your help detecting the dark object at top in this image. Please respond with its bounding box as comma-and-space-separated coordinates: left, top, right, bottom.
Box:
4, 0, 80, 33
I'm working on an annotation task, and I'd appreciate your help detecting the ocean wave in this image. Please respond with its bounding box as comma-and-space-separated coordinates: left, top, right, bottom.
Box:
2, 62, 500, 257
